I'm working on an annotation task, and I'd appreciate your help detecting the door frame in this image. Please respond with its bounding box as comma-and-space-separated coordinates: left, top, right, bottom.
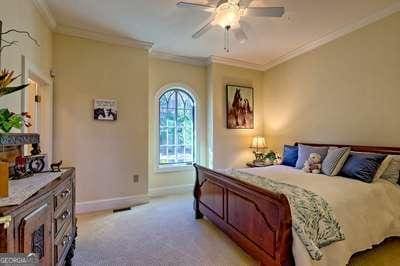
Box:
21, 55, 54, 164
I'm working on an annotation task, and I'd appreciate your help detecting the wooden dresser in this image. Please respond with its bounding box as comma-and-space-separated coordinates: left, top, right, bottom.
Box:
0, 168, 77, 266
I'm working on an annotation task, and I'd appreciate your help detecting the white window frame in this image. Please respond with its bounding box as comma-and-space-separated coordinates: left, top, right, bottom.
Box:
155, 83, 200, 173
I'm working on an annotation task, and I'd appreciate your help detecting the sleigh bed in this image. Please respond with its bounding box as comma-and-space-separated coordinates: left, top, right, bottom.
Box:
193, 143, 400, 266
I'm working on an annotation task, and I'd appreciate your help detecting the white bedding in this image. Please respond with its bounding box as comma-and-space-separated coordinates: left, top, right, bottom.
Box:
240, 165, 400, 266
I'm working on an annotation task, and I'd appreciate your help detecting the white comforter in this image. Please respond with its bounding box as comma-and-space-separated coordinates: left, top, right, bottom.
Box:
240, 165, 400, 266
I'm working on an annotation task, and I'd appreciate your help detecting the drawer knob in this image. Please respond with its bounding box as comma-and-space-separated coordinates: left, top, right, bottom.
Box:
61, 210, 71, 220
61, 189, 71, 198
62, 235, 71, 247
0, 215, 11, 229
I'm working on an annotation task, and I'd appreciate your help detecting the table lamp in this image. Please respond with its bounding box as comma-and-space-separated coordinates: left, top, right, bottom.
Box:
250, 136, 267, 163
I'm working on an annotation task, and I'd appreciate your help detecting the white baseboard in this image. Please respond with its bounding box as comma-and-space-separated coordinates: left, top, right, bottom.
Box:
76, 185, 193, 213
76, 194, 149, 214
149, 184, 193, 198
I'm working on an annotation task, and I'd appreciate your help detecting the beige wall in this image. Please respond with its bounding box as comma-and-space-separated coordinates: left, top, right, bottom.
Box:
148, 58, 207, 190
53, 34, 149, 202
51, 33, 262, 201
263, 12, 400, 153
0, 0, 53, 118
208, 63, 264, 169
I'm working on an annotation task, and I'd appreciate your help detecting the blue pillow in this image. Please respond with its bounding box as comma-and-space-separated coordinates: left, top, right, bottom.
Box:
340, 152, 386, 183
282, 145, 298, 167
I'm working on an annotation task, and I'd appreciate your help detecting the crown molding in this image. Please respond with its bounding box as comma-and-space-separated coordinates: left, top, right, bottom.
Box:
208, 56, 265, 71
263, 2, 400, 71
32, 0, 57, 30
150, 52, 265, 71
150, 50, 208, 66
55, 25, 154, 50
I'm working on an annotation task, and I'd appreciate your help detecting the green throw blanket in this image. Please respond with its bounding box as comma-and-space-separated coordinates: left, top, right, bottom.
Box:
222, 169, 345, 260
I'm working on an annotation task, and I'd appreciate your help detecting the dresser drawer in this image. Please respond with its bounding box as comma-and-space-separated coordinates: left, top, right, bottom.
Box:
54, 202, 72, 237
54, 222, 73, 265
54, 179, 72, 211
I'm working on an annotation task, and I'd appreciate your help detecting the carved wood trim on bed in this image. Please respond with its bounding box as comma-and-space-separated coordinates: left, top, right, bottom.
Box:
194, 143, 400, 266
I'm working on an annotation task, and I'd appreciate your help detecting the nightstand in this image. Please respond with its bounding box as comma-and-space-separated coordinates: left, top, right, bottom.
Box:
246, 162, 273, 168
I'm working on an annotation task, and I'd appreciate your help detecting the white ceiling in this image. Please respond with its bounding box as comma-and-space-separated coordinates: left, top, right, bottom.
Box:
45, 0, 400, 67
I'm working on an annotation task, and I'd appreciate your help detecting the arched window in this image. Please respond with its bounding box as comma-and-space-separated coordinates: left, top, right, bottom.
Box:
158, 88, 195, 166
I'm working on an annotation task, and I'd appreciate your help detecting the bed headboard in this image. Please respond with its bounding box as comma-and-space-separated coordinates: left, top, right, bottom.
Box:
294, 142, 400, 155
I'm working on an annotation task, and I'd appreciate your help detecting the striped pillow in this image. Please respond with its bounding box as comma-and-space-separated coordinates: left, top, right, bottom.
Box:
380, 155, 400, 186
373, 155, 393, 181
322, 147, 351, 176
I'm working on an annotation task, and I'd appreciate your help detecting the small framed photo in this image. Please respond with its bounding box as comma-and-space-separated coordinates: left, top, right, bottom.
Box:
94, 99, 118, 121
226, 85, 254, 129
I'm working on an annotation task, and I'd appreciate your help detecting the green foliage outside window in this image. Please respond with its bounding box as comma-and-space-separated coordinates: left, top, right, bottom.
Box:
159, 89, 195, 165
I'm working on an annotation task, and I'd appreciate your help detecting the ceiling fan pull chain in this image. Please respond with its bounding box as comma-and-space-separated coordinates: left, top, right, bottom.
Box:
228, 29, 230, 52
226, 25, 231, 53
225, 25, 231, 53
228, 28, 230, 52
224, 27, 226, 51
224, 28, 228, 51
227, 27, 230, 52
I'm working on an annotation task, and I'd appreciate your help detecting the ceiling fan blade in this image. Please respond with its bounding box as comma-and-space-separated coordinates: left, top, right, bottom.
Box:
239, 0, 254, 8
246, 7, 285, 17
233, 26, 248, 44
206, 0, 220, 5
192, 19, 214, 39
176, 2, 215, 12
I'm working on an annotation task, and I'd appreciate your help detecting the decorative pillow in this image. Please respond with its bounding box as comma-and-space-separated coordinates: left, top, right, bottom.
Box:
295, 144, 329, 169
373, 155, 393, 181
340, 152, 386, 183
321, 147, 351, 176
380, 155, 400, 186
282, 145, 298, 167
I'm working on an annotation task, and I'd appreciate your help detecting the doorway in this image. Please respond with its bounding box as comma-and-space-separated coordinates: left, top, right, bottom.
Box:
22, 56, 53, 164
27, 79, 41, 134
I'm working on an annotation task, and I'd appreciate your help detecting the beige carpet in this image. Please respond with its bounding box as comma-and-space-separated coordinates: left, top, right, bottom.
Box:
73, 193, 400, 266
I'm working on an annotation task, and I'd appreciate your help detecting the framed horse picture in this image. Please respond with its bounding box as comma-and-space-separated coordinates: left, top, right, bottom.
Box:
226, 84, 254, 129
94, 99, 118, 121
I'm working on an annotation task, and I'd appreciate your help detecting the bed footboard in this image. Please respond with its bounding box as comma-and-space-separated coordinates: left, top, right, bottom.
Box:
194, 164, 293, 266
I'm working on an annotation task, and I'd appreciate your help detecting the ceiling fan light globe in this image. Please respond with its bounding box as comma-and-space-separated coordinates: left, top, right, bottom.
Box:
215, 2, 241, 28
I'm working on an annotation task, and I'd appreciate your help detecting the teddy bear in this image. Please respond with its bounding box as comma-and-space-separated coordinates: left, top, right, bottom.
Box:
303, 153, 322, 174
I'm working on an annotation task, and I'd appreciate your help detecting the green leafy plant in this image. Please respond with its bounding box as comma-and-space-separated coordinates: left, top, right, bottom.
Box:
0, 69, 32, 133
0, 109, 23, 132
263, 151, 277, 162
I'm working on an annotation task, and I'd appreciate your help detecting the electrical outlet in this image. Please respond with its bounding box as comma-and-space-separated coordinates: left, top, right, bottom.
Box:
133, 174, 139, 183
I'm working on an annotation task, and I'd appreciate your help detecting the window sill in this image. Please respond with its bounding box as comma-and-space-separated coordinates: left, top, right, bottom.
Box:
155, 164, 194, 173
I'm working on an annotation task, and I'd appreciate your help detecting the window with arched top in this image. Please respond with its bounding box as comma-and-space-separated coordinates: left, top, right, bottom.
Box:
158, 88, 196, 166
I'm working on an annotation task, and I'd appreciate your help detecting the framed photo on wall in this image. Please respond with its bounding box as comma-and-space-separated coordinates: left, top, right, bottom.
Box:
93, 99, 118, 121
226, 84, 254, 129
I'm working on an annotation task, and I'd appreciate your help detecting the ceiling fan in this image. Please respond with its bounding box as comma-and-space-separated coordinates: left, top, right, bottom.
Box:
177, 0, 285, 52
